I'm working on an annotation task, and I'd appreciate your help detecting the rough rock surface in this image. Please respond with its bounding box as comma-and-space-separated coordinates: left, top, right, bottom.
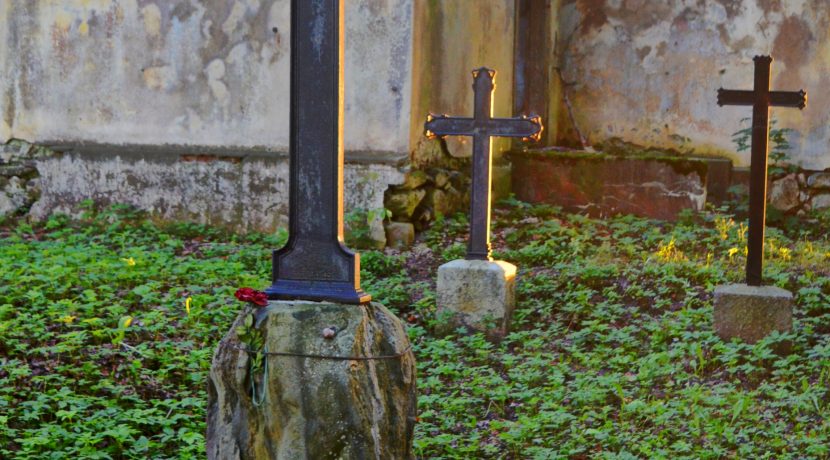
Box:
807, 172, 830, 189
812, 194, 830, 210
713, 284, 793, 344
207, 301, 417, 460
768, 174, 800, 212
385, 222, 415, 249
386, 188, 426, 221
0, 142, 43, 217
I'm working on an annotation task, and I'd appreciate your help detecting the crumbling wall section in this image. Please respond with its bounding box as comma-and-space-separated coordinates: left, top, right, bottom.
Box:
0, 141, 47, 218
26, 146, 403, 238
557, 0, 830, 170
0, 0, 414, 246
768, 170, 830, 215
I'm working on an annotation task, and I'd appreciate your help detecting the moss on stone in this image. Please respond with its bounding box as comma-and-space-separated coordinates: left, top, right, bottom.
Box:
207, 301, 417, 460
509, 136, 714, 182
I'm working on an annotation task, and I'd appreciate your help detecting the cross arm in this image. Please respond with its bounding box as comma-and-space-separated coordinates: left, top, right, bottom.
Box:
771, 90, 807, 109
484, 115, 544, 142
425, 114, 475, 138
718, 88, 807, 109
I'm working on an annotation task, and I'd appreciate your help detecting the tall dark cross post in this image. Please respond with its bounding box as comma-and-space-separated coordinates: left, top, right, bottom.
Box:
425, 68, 543, 260
717, 55, 807, 286
265, 0, 370, 304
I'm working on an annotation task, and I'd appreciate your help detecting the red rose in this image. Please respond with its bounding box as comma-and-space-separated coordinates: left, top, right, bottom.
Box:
234, 288, 256, 302
251, 291, 269, 307
235, 288, 269, 307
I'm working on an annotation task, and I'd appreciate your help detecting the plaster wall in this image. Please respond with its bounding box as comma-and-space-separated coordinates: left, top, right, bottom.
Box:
559, 0, 830, 170
0, 0, 414, 159
410, 0, 517, 161
29, 148, 403, 235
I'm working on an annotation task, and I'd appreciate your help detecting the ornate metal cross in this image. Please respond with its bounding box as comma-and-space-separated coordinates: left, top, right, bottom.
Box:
265, 0, 370, 304
425, 68, 543, 260
717, 55, 807, 286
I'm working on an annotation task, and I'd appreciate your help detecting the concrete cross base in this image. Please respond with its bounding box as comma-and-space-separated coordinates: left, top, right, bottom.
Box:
713, 284, 793, 344
436, 259, 517, 338
207, 301, 417, 460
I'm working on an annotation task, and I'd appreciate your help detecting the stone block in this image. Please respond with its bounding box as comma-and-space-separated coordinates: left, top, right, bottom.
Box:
807, 172, 830, 189
508, 150, 707, 221
385, 221, 415, 248
713, 284, 793, 344
398, 170, 430, 190
208, 301, 416, 460
386, 188, 426, 220
428, 185, 463, 218
769, 174, 801, 212
0, 176, 31, 217
433, 170, 450, 189
436, 259, 516, 337
812, 193, 830, 210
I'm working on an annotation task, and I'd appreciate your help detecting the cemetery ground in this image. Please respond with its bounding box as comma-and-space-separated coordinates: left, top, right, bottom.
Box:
0, 200, 829, 459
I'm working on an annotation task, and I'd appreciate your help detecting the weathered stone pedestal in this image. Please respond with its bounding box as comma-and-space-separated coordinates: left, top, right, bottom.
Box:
713, 284, 793, 343
436, 259, 516, 337
207, 301, 417, 460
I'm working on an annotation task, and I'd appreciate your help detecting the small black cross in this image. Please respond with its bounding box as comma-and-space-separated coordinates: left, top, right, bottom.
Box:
717, 55, 807, 286
425, 68, 543, 260
265, 0, 370, 304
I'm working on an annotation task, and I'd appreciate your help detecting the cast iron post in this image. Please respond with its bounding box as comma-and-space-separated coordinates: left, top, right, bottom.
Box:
717, 55, 806, 286
266, 0, 370, 304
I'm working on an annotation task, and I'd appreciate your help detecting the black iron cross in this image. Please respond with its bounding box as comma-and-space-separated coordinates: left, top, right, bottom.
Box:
265, 0, 370, 304
717, 55, 807, 286
425, 68, 543, 260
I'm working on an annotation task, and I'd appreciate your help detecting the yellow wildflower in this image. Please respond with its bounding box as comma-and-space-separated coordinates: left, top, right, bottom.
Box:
185, 297, 193, 316
58, 315, 76, 325
738, 222, 748, 243
122, 316, 133, 328
656, 237, 685, 262
727, 247, 739, 261
121, 257, 136, 267
714, 216, 734, 241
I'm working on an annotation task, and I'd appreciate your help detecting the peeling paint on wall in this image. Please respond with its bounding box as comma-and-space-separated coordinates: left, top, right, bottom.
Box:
1, 0, 414, 157
559, 0, 830, 170
410, 0, 516, 161
29, 147, 403, 234
0, 0, 12, 142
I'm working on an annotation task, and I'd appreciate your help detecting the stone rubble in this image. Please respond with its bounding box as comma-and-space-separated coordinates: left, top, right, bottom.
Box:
0, 141, 46, 218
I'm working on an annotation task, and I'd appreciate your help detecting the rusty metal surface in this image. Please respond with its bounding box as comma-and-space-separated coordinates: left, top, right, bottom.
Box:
513, 0, 554, 146
265, 0, 370, 304
717, 55, 807, 286
425, 68, 543, 260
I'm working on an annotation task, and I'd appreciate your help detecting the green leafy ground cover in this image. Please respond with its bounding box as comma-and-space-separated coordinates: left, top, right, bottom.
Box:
1, 202, 829, 459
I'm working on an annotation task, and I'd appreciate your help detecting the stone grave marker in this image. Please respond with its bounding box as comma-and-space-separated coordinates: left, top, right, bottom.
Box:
713, 55, 807, 343
207, 1, 416, 458
425, 68, 542, 337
